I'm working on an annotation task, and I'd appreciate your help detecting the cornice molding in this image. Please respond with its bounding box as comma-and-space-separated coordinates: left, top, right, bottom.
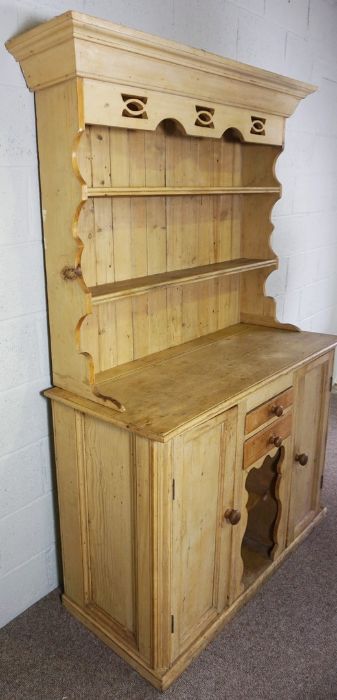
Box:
6, 10, 316, 115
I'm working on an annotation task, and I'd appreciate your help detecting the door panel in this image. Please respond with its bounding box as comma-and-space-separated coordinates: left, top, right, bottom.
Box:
171, 407, 237, 660
288, 353, 333, 541
84, 417, 135, 634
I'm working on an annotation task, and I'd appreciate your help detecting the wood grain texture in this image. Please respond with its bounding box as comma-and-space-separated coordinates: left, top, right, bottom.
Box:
288, 352, 334, 542
171, 408, 237, 660
91, 325, 337, 440
8, 12, 337, 691
245, 387, 293, 435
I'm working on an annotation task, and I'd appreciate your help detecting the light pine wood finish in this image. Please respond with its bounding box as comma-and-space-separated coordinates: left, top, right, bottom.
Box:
288, 352, 334, 542
7, 12, 337, 690
171, 408, 237, 661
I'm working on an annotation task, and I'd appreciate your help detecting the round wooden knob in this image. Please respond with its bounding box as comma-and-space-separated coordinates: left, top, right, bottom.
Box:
269, 435, 282, 447
295, 453, 308, 466
271, 404, 284, 417
224, 508, 241, 525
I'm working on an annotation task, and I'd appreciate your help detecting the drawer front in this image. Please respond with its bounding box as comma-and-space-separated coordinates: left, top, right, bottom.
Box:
243, 412, 292, 469
245, 387, 293, 435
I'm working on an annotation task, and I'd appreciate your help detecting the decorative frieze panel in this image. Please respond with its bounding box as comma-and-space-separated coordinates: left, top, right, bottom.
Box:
83, 79, 283, 145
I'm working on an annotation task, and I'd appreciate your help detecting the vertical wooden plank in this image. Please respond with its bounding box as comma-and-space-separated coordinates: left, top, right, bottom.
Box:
113, 198, 132, 280
52, 401, 85, 606
145, 126, 167, 275
167, 286, 183, 348
217, 276, 240, 330
213, 138, 234, 186
197, 195, 214, 265
216, 407, 238, 610
213, 195, 234, 262
110, 128, 131, 283
132, 294, 150, 359
145, 125, 166, 186
166, 195, 183, 271
148, 288, 169, 354
94, 199, 115, 285
97, 301, 117, 371
146, 197, 167, 274
90, 126, 112, 187
152, 440, 172, 672
109, 127, 130, 186
85, 417, 135, 633
130, 198, 148, 277
134, 435, 152, 664
128, 130, 146, 186
228, 402, 246, 604
115, 298, 134, 365
181, 284, 199, 343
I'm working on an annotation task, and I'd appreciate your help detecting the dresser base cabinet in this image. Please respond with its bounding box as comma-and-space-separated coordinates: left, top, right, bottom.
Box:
48, 351, 334, 690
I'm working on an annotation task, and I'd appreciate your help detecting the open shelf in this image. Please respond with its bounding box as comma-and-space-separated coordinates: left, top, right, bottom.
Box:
90, 258, 277, 303
84, 186, 281, 198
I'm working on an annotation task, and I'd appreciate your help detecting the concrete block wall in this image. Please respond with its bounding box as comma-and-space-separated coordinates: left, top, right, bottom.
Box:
0, 0, 336, 626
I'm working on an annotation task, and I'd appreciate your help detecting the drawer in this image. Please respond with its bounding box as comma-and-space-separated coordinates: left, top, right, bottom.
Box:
245, 387, 293, 435
243, 412, 292, 469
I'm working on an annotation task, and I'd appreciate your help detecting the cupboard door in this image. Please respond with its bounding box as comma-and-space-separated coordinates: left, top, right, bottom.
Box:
171, 406, 238, 661
288, 353, 333, 542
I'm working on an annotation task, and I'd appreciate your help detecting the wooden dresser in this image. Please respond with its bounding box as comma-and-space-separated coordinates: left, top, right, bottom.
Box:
7, 11, 337, 690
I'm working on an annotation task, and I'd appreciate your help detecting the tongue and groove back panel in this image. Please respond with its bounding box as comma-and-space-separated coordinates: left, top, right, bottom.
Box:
77, 123, 281, 374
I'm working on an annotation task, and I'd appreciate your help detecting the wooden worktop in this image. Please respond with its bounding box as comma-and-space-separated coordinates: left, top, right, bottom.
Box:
46, 324, 337, 441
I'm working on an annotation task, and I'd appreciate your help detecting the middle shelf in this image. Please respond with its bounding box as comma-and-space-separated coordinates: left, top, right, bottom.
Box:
89, 257, 278, 303
84, 186, 281, 198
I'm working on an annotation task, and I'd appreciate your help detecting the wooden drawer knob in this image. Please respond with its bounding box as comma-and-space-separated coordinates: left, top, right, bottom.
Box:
271, 404, 284, 417
224, 508, 241, 525
269, 435, 282, 447
295, 453, 308, 466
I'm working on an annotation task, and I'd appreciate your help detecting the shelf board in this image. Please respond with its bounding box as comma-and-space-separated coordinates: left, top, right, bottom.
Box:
85, 185, 281, 198
90, 258, 278, 304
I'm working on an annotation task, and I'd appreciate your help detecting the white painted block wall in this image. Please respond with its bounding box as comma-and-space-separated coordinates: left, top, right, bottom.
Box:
0, 0, 337, 627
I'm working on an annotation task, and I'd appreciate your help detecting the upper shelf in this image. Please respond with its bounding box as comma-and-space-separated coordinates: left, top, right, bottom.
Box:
85, 186, 281, 199
90, 258, 277, 303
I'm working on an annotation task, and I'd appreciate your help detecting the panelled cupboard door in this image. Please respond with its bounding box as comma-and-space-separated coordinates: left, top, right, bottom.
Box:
54, 407, 153, 666
288, 353, 333, 542
171, 406, 238, 661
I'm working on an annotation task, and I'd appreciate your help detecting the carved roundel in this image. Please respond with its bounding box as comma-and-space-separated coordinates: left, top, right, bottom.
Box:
195, 105, 215, 128
250, 115, 266, 136
122, 94, 148, 119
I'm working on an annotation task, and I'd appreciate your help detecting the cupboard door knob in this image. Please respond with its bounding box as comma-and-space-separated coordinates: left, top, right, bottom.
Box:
272, 404, 284, 417
295, 453, 308, 466
269, 435, 282, 447
224, 508, 241, 525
